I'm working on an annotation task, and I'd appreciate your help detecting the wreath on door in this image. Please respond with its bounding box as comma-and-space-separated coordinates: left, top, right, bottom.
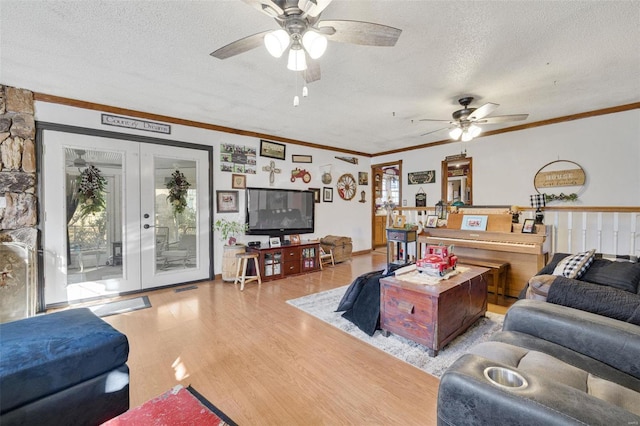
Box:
166, 170, 191, 215
75, 165, 107, 217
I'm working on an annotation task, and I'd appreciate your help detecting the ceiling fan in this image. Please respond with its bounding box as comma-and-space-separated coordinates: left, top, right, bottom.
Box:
66, 149, 120, 169
420, 97, 529, 142
210, 0, 402, 83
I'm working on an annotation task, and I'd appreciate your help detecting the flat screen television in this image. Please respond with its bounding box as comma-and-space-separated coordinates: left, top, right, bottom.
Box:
245, 187, 315, 237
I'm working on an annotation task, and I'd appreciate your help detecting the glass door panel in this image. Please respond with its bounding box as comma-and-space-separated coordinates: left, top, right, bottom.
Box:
43, 131, 141, 305
139, 144, 210, 289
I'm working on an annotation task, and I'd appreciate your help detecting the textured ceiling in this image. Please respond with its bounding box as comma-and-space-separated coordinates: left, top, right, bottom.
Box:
1, 0, 639, 155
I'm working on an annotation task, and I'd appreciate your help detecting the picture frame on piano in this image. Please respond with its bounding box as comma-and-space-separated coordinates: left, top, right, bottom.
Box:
521, 218, 536, 233
426, 215, 439, 228
460, 215, 488, 231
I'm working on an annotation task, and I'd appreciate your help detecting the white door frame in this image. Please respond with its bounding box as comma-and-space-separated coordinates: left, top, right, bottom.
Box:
39, 124, 213, 307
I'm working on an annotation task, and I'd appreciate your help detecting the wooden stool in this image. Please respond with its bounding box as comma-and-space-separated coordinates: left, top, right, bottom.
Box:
234, 252, 261, 291
462, 259, 509, 303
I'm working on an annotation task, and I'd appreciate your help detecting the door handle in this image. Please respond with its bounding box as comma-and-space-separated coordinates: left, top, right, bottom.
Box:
143, 224, 154, 229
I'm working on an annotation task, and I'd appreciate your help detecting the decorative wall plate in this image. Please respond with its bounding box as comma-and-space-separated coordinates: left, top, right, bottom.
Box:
337, 173, 357, 200
321, 172, 332, 184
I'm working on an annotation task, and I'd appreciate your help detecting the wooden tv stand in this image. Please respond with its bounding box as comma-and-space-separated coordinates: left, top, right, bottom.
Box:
247, 241, 320, 282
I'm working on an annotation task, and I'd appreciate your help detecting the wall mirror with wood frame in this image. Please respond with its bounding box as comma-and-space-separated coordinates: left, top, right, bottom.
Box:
441, 156, 472, 206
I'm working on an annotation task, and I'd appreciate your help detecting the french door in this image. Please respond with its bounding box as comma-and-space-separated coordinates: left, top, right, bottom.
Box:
42, 128, 211, 306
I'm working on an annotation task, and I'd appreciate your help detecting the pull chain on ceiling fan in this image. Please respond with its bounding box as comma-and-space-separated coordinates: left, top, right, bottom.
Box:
211, 0, 402, 84
419, 97, 529, 141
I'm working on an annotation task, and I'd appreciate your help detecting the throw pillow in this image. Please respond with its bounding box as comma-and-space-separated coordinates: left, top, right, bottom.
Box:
552, 249, 596, 279
580, 259, 640, 293
536, 253, 571, 276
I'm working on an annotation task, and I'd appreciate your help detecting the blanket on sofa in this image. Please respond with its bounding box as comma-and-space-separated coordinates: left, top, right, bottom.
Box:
547, 276, 640, 326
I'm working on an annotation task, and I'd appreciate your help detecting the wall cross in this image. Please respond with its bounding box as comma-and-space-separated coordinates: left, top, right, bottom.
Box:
262, 160, 281, 186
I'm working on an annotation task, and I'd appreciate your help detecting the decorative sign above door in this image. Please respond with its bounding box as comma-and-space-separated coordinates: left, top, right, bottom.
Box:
408, 170, 435, 185
101, 114, 171, 134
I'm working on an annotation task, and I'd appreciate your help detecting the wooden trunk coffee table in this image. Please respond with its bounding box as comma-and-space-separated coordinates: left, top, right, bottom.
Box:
380, 265, 489, 356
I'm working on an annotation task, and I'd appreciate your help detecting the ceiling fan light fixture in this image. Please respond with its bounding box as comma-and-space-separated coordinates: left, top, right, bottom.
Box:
302, 30, 327, 59
449, 127, 463, 140
469, 124, 482, 138
461, 131, 473, 142
287, 47, 307, 71
264, 29, 290, 58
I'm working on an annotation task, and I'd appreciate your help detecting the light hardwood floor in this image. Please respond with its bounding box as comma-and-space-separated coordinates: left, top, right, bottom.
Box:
99, 251, 512, 425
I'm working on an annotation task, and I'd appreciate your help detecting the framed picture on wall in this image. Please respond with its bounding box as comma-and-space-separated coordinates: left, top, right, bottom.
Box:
358, 172, 369, 185
260, 139, 286, 160
323, 187, 333, 202
216, 190, 239, 213
231, 173, 246, 189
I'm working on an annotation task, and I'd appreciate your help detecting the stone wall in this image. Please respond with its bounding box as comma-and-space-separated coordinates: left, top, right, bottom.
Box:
0, 85, 38, 248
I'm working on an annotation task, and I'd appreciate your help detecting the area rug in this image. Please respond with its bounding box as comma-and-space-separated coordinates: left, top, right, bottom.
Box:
88, 295, 151, 317
102, 385, 237, 426
287, 285, 504, 378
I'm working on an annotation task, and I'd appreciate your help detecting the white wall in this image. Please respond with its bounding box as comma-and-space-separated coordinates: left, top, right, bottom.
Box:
375, 109, 640, 208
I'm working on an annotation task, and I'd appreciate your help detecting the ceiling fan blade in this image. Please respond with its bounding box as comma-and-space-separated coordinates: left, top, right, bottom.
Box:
469, 102, 499, 120
299, 0, 332, 17
419, 118, 455, 123
318, 20, 402, 46
210, 31, 271, 59
420, 127, 450, 137
476, 114, 529, 124
240, 0, 284, 18
303, 55, 321, 83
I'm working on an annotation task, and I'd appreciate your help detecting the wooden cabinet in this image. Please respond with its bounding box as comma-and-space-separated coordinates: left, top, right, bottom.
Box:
374, 216, 387, 247
248, 242, 320, 282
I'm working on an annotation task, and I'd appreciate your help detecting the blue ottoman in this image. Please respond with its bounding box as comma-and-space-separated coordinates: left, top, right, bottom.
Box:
0, 308, 130, 425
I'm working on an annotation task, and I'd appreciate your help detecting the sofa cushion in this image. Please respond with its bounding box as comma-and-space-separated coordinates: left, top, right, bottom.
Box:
581, 259, 640, 293
0, 308, 129, 413
552, 249, 595, 279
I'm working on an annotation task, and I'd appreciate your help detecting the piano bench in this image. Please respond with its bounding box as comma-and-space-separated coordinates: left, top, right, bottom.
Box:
460, 259, 509, 303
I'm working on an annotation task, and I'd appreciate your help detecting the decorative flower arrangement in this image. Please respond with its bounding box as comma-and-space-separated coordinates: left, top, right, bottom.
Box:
545, 193, 578, 202
166, 170, 191, 215
75, 165, 107, 217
